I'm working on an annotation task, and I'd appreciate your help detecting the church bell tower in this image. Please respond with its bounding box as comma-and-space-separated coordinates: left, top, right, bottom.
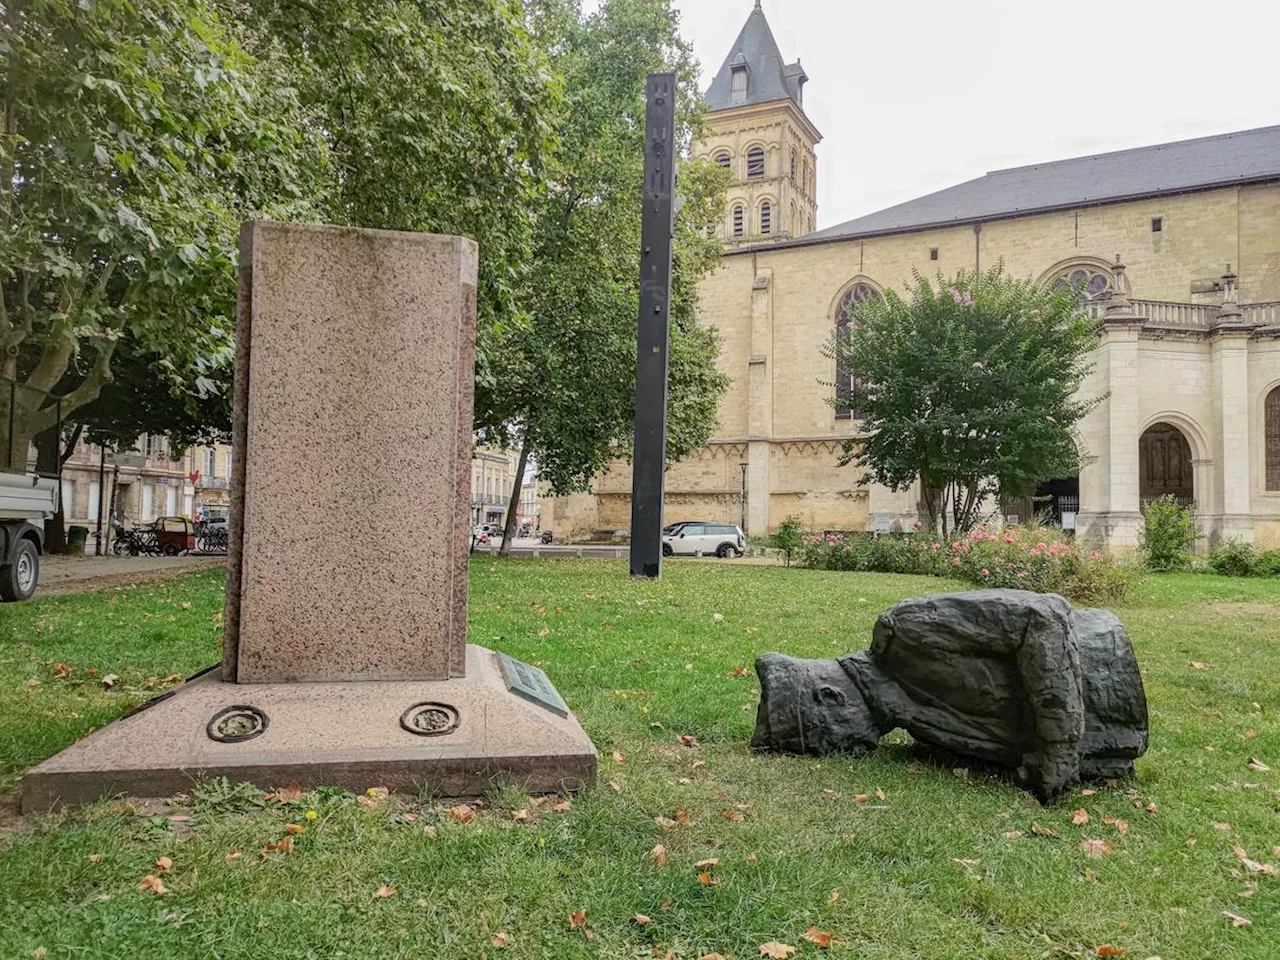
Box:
698, 1, 821, 246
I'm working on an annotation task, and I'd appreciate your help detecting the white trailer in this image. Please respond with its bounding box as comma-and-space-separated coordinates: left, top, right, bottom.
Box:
0, 471, 58, 601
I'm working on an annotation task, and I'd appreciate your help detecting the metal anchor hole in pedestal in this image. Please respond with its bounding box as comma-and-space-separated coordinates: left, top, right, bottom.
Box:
207, 705, 269, 743
400, 702, 460, 737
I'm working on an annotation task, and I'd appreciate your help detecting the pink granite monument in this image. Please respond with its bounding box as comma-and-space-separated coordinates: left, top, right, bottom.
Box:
23, 222, 597, 812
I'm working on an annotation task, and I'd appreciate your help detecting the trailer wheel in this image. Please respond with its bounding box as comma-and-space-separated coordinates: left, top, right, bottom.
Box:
0, 539, 39, 602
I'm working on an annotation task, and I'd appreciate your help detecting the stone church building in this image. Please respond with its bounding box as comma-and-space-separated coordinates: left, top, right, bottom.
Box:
552, 3, 1280, 550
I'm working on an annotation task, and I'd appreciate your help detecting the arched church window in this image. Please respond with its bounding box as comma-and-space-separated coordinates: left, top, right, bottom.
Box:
746, 146, 765, 180
732, 204, 744, 238
1053, 264, 1114, 302
1266, 386, 1280, 491
713, 150, 731, 171
835, 282, 881, 420
759, 201, 772, 235
790, 151, 797, 182
790, 202, 797, 234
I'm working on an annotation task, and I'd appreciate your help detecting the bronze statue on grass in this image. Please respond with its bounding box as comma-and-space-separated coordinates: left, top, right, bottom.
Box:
751, 590, 1148, 801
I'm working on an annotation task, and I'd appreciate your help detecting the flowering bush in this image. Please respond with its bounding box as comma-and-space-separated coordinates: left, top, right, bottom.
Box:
800, 524, 1133, 604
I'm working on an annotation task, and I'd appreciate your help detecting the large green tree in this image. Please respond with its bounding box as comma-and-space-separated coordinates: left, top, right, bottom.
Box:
489, 0, 730, 552
830, 266, 1102, 536
1, 0, 325, 473
247, 0, 561, 425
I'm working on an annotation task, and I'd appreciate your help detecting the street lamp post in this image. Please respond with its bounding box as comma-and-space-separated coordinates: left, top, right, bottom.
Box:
738, 458, 749, 533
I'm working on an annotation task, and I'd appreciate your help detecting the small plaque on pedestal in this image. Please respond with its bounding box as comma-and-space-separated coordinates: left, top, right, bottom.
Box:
498, 653, 570, 717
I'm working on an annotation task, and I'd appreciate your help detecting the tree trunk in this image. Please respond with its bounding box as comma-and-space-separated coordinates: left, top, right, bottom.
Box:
34, 426, 68, 553
499, 439, 532, 557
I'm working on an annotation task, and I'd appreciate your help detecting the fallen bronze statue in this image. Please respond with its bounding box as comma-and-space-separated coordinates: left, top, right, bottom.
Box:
751, 589, 1148, 801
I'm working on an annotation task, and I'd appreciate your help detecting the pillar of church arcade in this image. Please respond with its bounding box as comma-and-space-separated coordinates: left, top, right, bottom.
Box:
745, 268, 774, 535
1209, 275, 1257, 543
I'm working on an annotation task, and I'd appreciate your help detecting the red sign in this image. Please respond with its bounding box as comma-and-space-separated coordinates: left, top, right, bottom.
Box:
189, 471, 201, 484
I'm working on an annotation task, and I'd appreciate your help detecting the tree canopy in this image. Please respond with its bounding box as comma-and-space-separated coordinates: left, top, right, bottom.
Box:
1, 0, 325, 470
830, 266, 1102, 535
487, 0, 730, 551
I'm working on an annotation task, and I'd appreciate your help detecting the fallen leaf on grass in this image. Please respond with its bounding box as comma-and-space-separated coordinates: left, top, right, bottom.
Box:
225, 849, 242, 862
612, 750, 627, 764
155, 856, 173, 874
54, 662, 72, 679
695, 858, 719, 869
675, 808, 693, 826
1004, 830, 1024, 839
511, 809, 532, 823
712, 613, 724, 623
759, 943, 796, 959
1244, 728, 1257, 739
374, 884, 397, 899
1223, 911, 1251, 927
568, 909, 588, 930
259, 836, 295, 858
827, 889, 840, 903
649, 844, 669, 866
608, 780, 622, 793
732, 666, 749, 677
274, 782, 304, 803
696, 955, 727, 960
678, 735, 699, 747
655, 816, 677, 828
875, 787, 886, 801
634, 914, 652, 925
99, 674, 118, 689
1032, 824, 1060, 838
284, 823, 305, 835
853, 794, 869, 803
698, 872, 720, 886
1072, 809, 1089, 826
1145, 802, 1158, 814
1096, 946, 1126, 957
491, 932, 510, 947
803, 927, 839, 948
552, 800, 572, 813
88, 853, 104, 863
448, 805, 475, 823
1080, 788, 1097, 796
952, 858, 980, 869
538, 627, 550, 638
1247, 757, 1270, 772
1080, 839, 1114, 858
721, 809, 745, 822
1114, 819, 1129, 836
138, 874, 168, 895
1233, 845, 1277, 875
691, 759, 705, 770
1188, 661, 1208, 670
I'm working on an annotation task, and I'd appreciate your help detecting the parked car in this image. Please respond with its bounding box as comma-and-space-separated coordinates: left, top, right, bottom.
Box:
1, 471, 57, 602
473, 523, 499, 540
662, 519, 713, 536
662, 522, 745, 558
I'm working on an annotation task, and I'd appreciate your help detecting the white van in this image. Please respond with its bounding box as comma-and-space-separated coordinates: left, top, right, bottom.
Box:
661, 523, 745, 558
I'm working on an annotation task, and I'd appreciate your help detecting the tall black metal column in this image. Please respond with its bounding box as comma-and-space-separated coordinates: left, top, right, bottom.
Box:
629, 72, 677, 579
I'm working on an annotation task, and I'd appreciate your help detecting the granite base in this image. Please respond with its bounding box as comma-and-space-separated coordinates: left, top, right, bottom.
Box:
22, 645, 597, 813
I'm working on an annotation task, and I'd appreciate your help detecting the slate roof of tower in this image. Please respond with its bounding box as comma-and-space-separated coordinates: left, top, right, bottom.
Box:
806, 125, 1280, 243
704, 3, 807, 112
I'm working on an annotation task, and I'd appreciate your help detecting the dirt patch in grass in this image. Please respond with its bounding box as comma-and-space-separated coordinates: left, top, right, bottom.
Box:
1207, 601, 1280, 616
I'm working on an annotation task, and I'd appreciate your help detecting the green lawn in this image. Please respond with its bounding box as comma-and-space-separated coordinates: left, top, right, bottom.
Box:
1, 560, 1278, 959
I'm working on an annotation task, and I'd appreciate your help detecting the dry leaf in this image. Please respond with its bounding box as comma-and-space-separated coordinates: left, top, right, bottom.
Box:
713, 613, 724, 622
1245, 728, 1257, 739
698, 872, 720, 886
661, 897, 673, 911
1114, 818, 1129, 836
1223, 911, 1251, 927
275, 781, 304, 802
732, 666, 749, 677
1247, 757, 1271, 772
697, 955, 727, 960
649, 844, 669, 866
448, 804, 475, 823
1080, 839, 1114, 858
692, 759, 706, 770
655, 816, 677, 828
225, 848, 242, 862
1004, 830, 1024, 839
1188, 660, 1208, 670
821, 789, 836, 797
853, 794, 869, 803
803, 927, 838, 949
1146, 802, 1158, 814
875, 787, 886, 801
88, 853, 104, 863
553, 801, 572, 813
491, 932, 510, 948
675, 808, 693, 826
1080, 788, 1097, 796
952, 858, 980, 869
511, 809, 532, 823
374, 883, 396, 898
284, 823, 305, 835
721, 809, 745, 822
138, 874, 168, 895
612, 750, 627, 764
678, 735, 699, 747
155, 856, 173, 874
827, 889, 840, 903
1032, 824, 1060, 838
260, 836, 295, 857
54, 662, 72, 679
746, 851, 758, 862
538, 627, 550, 637
759, 943, 796, 959
695, 857, 720, 869
1072, 809, 1089, 826
1096, 946, 1126, 957
100, 674, 119, 689
634, 914, 652, 925
568, 909, 588, 930
608, 780, 621, 793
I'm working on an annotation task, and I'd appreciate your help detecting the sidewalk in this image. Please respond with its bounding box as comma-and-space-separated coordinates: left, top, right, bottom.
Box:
36, 554, 225, 596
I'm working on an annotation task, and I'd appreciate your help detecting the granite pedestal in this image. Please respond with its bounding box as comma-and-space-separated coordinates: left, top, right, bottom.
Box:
22, 222, 597, 813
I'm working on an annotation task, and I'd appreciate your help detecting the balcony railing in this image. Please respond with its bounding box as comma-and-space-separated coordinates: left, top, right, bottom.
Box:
1082, 298, 1280, 330
198, 476, 230, 489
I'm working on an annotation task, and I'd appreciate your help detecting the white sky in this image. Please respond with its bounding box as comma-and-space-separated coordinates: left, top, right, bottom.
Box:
671, 0, 1280, 230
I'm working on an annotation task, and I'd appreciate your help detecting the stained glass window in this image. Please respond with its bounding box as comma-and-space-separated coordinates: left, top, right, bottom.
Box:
1054, 266, 1114, 301
835, 283, 880, 420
